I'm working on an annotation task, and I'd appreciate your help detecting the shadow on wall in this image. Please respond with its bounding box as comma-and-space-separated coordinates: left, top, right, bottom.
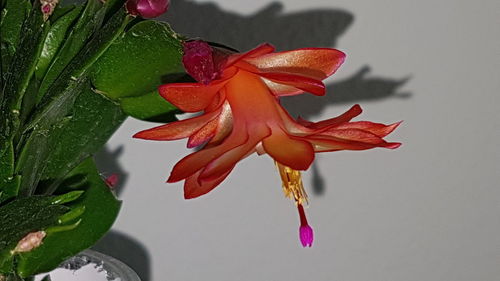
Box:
163, 0, 412, 195
283, 67, 410, 195
163, 1, 352, 51
91, 1, 411, 276
94, 145, 128, 196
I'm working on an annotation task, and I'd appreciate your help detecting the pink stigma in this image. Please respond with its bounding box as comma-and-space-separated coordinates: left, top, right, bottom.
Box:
299, 225, 314, 247
297, 204, 314, 247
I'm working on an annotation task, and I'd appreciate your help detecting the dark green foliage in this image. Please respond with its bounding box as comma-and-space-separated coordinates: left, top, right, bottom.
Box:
0, 0, 31, 84
0, 0, 186, 278
16, 159, 121, 277
18, 8, 132, 197
37, 0, 106, 100
91, 20, 184, 99
38, 86, 126, 194
0, 192, 84, 274
120, 90, 180, 122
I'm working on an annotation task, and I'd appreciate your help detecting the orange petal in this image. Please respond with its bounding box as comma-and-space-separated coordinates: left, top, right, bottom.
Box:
225, 43, 276, 67
309, 136, 400, 152
187, 117, 219, 148
261, 78, 304, 96
334, 121, 402, 137
245, 48, 346, 80
206, 102, 233, 145
262, 132, 314, 170
298, 104, 362, 130
318, 128, 385, 144
184, 169, 233, 199
133, 109, 220, 140
159, 80, 227, 112
199, 144, 255, 181
199, 126, 271, 180
308, 137, 377, 151
167, 129, 249, 182
259, 72, 325, 96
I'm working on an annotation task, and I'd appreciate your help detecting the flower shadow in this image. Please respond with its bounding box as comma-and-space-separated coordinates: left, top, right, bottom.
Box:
282, 66, 410, 195
163, 1, 352, 51
93, 148, 152, 280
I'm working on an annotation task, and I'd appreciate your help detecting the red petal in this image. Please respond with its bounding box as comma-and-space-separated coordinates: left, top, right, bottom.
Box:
309, 136, 401, 152
199, 126, 271, 180
199, 144, 255, 181
245, 48, 346, 80
334, 121, 402, 137
206, 102, 233, 145
133, 109, 220, 140
184, 169, 233, 199
225, 44, 276, 68
318, 128, 386, 144
167, 129, 249, 182
308, 137, 376, 151
187, 117, 219, 148
261, 79, 304, 96
299, 104, 362, 130
159, 80, 227, 112
262, 132, 314, 170
259, 72, 325, 96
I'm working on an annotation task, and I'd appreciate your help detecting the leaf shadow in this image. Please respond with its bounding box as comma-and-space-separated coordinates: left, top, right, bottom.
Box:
94, 145, 128, 196
92, 230, 151, 281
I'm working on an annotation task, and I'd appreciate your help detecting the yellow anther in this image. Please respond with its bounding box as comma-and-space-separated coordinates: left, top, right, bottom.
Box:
275, 161, 308, 205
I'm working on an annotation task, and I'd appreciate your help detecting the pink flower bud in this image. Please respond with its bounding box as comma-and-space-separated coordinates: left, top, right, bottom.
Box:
182, 40, 218, 85
12, 231, 47, 254
126, 0, 169, 18
40, 0, 59, 21
105, 174, 119, 188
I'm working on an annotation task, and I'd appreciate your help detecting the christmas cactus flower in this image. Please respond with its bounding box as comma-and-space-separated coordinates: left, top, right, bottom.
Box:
134, 41, 401, 247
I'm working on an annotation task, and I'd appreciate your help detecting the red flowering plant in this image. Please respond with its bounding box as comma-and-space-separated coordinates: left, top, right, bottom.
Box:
135, 41, 401, 247
0, 0, 400, 279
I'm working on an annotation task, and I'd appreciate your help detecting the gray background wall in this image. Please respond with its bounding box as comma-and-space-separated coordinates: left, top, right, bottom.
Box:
92, 0, 500, 280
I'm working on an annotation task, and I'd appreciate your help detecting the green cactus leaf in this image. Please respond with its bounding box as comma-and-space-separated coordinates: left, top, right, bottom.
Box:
17, 8, 131, 196
37, 0, 105, 101
91, 20, 184, 100
0, 0, 48, 197
15, 158, 121, 278
0, 195, 73, 274
120, 90, 179, 122
38, 86, 126, 194
35, 5, 83, 81
0, 0, 31, 83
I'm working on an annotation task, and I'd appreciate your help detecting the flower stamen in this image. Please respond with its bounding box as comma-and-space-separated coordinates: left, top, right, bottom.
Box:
275, 161, 314, 247
275, 161, 308, 205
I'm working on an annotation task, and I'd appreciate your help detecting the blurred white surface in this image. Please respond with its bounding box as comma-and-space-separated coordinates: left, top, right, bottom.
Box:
98, 0, 500, 280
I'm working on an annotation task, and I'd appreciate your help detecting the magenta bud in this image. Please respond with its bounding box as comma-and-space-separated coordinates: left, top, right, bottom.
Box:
104, 174, 119, 188
40, 0, 59, 21
299, 224, 314, 247
182, 40, 218, 85
126, 0, 170, 18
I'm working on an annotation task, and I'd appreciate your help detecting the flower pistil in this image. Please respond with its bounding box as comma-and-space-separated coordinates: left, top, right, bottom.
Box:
276, 161, 314, 247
